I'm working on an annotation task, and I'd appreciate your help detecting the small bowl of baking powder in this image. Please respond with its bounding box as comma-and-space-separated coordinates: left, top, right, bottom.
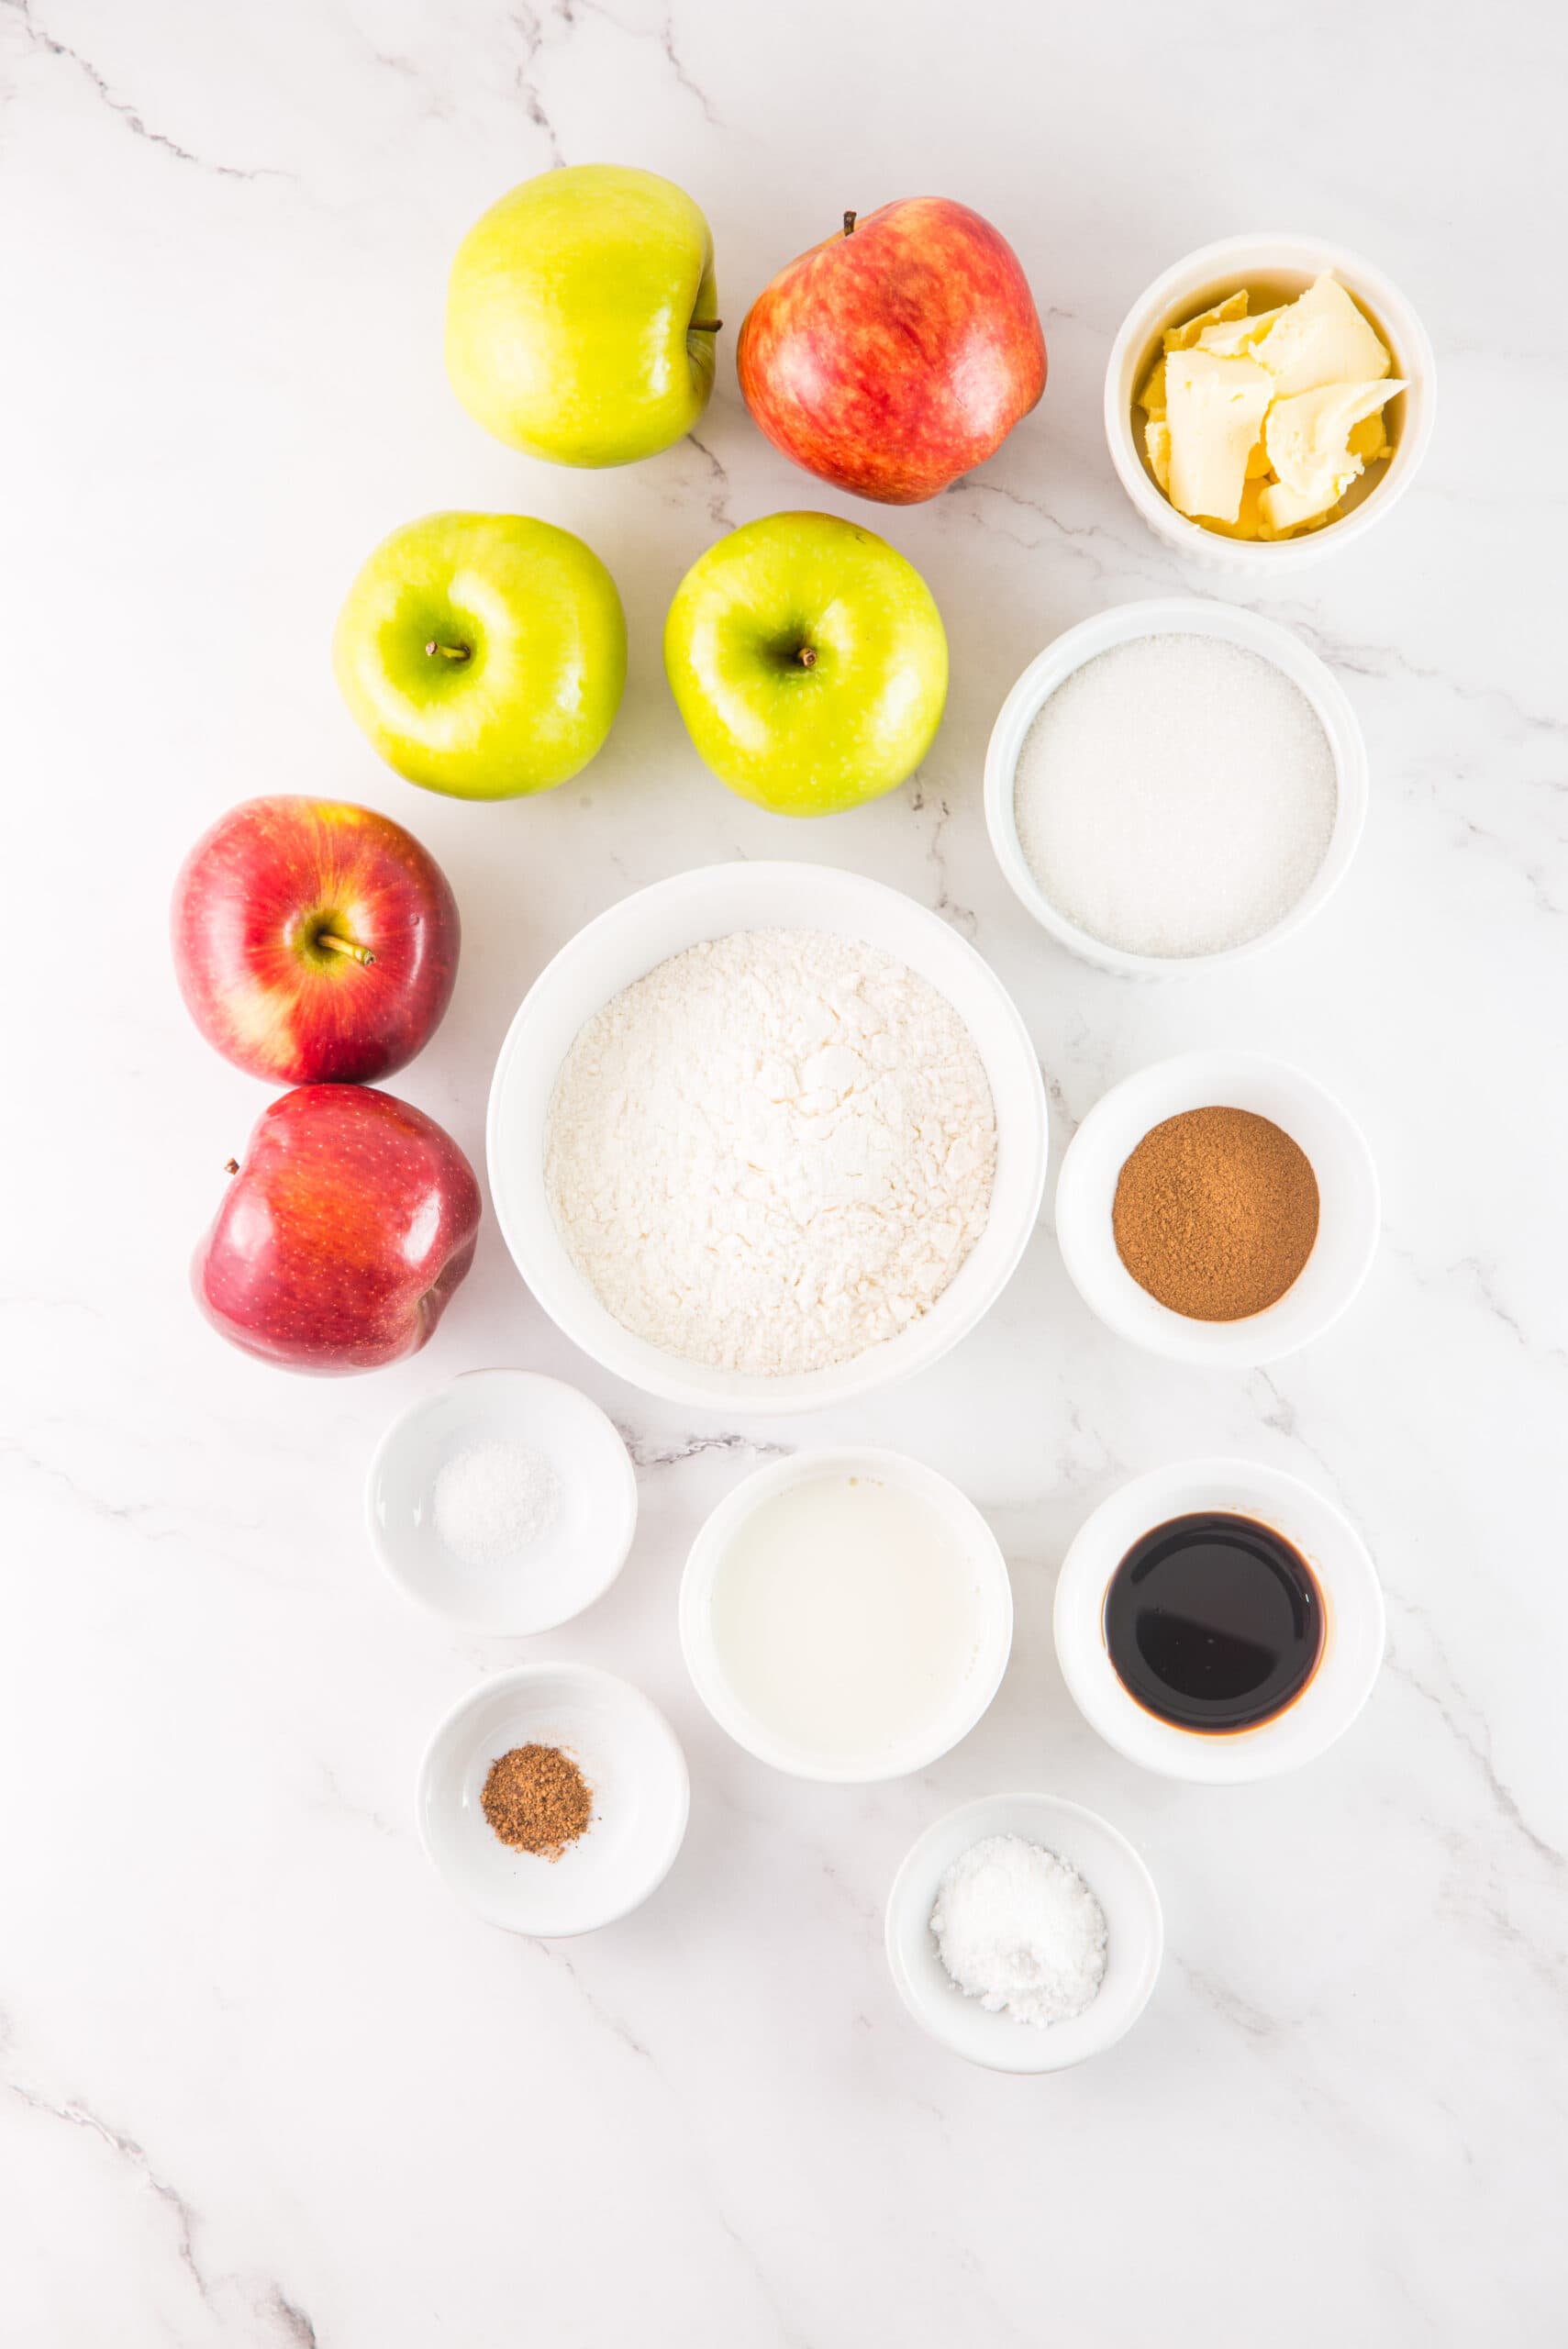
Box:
885, 1793, 1162, 2072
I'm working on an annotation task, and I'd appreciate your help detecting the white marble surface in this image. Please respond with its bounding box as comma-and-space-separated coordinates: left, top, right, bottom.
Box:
4, 2, 1565, 2341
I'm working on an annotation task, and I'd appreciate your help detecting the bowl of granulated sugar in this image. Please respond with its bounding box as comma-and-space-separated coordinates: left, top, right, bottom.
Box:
984, 598, 1367, 976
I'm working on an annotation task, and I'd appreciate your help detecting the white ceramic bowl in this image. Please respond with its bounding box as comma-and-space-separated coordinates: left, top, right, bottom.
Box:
365, 1370, 638, 1636
984, 597, 1368, 977
487, 863, 1049, 1415
885, 1793, 1162, 2072
1053, 1459, 1385, 1784
1053, 1050, 1379, 1366
417, 1663, 689, 1935
1105, 233, 1436, 573
680, 1447, 1014, 1784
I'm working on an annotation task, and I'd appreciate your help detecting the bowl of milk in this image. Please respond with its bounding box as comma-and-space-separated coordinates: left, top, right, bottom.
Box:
679, 1448, 1014, 1783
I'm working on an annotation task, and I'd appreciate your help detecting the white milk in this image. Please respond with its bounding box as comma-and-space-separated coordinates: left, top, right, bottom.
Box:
707, 1472, 984, 1763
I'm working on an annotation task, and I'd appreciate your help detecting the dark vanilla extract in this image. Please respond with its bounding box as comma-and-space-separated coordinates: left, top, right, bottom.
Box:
1104, 1512, 1324, 1732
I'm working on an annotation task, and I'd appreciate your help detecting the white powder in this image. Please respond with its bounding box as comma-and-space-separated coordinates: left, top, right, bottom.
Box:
432, 1440, 560, 1565
930, 1834, 1108, 2028
544, 929, 996, 1375
1013, 632, 1338, 957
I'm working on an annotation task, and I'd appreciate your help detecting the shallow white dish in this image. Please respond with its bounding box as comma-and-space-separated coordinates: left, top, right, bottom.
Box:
680, 1447, 1013, 1783
1053, 1050, 1379, 1366
885, 1793, 1162, 2073
1053, 1458, 1385, 1785
486, 863, 1049, 1415
417, 1663, 689, 1936
365, 1370, 637, 1635
984, 598, 1368, 977
1104, 232, 1436, 573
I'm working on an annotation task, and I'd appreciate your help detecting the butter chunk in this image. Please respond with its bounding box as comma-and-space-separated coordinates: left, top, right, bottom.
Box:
1265, 375, 1407, 498
1256, 475, 1345, 535
1144, 416, 1173, 492
1347, 409, 1392, 463
1163, 290, 1249, 353
1251, 273, 1391, 397
1138, 354, 1167, 417
1204, 476, 1268, 540
1197, 305, 1284, 359
1163, 349, 1275, 522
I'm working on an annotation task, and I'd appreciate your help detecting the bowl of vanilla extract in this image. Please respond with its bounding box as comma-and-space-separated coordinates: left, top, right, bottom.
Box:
1052, 1458, 1385, 1783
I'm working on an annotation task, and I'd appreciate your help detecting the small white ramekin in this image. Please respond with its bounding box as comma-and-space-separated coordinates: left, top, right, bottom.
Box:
1105, 233, 1436, 573
885, 1793, 1162, 2072
1053, 1459, 1385, 1785
417, 1663, 689, 1935
1052, 1050, 1380, 1368
365, 1370, 637, 1636
984, 598, 1368, 978
680, 1447, 1013, 1785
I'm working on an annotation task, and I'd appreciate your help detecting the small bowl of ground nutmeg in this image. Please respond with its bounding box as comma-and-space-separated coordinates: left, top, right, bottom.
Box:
417, 1663, 689, 1936
1052, 1050, 1379, 1367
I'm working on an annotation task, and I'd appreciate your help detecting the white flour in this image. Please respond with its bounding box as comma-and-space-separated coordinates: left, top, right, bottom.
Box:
544, 929, 996, 1375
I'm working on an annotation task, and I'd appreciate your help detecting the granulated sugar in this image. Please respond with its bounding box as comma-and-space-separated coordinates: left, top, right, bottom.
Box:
1013, 632, 1338, 958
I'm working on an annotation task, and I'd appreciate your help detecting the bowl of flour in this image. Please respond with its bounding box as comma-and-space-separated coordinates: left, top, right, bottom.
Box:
486, 863, 1049, 1412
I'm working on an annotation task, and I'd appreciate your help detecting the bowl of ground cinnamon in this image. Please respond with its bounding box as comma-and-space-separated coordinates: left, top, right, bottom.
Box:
1053, 1050, 1379, 1365
417, 1663, 689, 1936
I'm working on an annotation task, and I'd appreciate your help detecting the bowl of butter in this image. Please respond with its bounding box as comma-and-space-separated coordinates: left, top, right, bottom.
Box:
1105, 235, 1434, 569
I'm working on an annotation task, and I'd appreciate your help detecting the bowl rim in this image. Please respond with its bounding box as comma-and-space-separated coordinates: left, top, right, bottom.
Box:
1051, 1457, 1385, 1784
1051, 1047, 1381, 1367
1103, 231, 1438, 572
983, 595, 1369, 975
884, 1791, 1163, 2072
485, 861, 1049, 1414
416, 1660, 691, 1936
363, 1367, 639, 1635
679, 1445, 1015, 1783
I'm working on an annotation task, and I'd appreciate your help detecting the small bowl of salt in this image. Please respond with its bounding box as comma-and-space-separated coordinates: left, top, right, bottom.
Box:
885, 1793, 1162, 2073
366, 1369, 638, 1635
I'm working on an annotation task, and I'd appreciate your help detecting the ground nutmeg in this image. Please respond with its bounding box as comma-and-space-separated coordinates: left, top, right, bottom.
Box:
481, 1743, 594, 1861
1112, 1106, 1319, 1321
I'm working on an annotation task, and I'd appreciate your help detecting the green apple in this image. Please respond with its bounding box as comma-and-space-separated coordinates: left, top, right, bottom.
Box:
332, 511, 627, 801
662, 512, 949, 816
446, 163, 719, 468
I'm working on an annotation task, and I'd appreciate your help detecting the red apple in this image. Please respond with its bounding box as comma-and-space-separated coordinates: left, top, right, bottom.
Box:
194, 1085, 482, 1374
172, 796, 460, 1085
737, 199, 1047, 505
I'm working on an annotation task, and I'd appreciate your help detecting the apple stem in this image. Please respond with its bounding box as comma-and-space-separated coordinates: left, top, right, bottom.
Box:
223, 1159, 239, 1176
425, 640, 471, 663
690, 317, 723, 334
843, 210, 857, 237
796, 646, 818, 669
317, 931, 376, 967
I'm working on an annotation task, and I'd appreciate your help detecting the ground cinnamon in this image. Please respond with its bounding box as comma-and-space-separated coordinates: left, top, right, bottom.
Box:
1112, 1106, 1319, 1321
481, 1743, 594, 1861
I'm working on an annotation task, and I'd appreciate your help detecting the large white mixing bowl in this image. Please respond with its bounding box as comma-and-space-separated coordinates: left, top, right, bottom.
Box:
486, 863, 1049, 1415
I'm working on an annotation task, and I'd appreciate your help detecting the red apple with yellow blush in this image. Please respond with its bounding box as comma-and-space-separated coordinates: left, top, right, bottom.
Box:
172, 797, 460, 1085
194, 1085, 482, 1375
738, 198, 1047, 505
